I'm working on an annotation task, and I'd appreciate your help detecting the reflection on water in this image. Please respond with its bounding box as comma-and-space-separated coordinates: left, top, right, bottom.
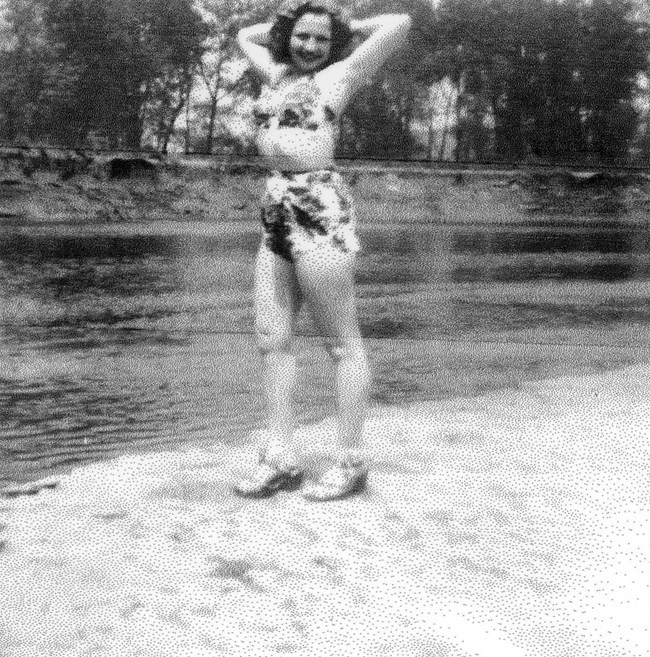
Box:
452, 229, 649, 255
451, 261, 642, 283
448, 228, 650, 283
2, 220, 650, 486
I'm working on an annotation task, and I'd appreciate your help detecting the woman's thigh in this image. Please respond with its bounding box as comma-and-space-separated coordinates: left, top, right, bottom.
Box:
293, 246, 361, 351
254, 242, 302, 343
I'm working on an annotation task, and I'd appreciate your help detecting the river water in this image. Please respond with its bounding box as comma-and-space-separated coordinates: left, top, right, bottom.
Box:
2, 217, 650, 487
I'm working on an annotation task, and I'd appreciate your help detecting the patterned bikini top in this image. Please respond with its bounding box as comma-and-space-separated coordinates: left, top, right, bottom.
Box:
253, 77, 337, 132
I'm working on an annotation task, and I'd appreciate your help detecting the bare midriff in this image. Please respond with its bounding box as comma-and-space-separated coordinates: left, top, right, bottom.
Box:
257, 126, 335, 171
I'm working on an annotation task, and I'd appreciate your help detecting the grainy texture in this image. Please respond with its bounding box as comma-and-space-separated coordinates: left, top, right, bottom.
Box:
1, 365, 648, 656
2, 168, 649, 225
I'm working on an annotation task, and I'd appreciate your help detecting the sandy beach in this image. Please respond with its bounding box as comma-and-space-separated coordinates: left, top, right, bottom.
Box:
1, 363, 649, 656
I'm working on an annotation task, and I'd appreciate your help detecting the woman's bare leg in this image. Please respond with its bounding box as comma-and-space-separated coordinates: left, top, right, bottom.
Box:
294, 247, 370, 459
254, 243, 302, 467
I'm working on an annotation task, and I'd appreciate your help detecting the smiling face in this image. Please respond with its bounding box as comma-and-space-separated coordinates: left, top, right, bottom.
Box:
289, 12, 332, 74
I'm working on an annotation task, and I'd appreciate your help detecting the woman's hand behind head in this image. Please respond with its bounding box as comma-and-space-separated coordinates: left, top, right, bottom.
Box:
269, 1, 354, 70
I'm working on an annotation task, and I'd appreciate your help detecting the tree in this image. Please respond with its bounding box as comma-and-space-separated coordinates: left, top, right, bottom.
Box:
339, 76, 419, 159
630, 0, 650, 162
580, 0, 647, 161
433, 0, 648, 163
0, 0, 79, 144
337, 0, 437, 159
48, 0, 209, 149
524, 0, 583, 159
0, 0, 208, 149
195, 0, 273, 153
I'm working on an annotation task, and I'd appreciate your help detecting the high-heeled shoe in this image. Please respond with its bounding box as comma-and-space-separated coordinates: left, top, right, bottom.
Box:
233, 451, 304, 499
301, 457, 368, 502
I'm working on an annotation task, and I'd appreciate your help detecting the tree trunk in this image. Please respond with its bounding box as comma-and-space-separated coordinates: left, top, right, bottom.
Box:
123, 87, 145, 151
427, 85, 441, 161
439, 86, 454, 161
161, 94, 187, 153
205, 61, 223, 153
206, 95, 218, 153
454, 73, 466, 162
184, 80, 193, 154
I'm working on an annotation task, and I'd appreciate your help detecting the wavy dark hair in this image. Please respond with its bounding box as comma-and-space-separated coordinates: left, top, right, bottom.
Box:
269, 0, 354, 69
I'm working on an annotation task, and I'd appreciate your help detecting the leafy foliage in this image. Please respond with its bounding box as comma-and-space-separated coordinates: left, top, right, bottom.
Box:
0, 0, 647, 163
432, 0, 647, 163
194, 0, 274, 153
337, 0, 436, 158
0, 0, 207, 149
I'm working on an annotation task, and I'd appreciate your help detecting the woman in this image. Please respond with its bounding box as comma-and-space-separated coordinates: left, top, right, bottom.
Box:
234, 0, 411, 501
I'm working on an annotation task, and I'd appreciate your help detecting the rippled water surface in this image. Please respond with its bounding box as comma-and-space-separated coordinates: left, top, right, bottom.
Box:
2, 217, 650, 486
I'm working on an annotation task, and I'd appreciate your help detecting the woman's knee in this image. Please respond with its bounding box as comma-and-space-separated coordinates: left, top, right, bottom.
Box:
324, 337, 366, 364
256, 327, 294, 355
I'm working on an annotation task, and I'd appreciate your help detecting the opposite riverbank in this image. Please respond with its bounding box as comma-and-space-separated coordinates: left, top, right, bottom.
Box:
1, 364, 649, 657
2, 150, 650, 226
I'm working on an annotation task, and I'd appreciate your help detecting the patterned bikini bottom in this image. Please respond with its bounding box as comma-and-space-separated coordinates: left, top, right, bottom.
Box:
260, 169, 360, 263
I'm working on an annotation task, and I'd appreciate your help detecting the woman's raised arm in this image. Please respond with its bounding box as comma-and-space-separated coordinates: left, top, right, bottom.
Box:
237, 23, 286, 84
322, 14, 412, 109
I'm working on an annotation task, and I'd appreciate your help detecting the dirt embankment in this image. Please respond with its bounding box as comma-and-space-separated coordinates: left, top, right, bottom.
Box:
1, 147, 649, 225
0, 148, 264, 223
